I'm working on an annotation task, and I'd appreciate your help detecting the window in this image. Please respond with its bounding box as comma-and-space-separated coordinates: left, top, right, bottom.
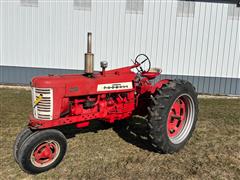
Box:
228, 4, 240, 20
74, 0, 91, 11
177, 1, 195, 17
21, 0, 38, 7
126, 0, 144, 14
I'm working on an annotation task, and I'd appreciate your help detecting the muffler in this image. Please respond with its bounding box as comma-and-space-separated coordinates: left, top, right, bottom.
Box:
84, 32, 94, 75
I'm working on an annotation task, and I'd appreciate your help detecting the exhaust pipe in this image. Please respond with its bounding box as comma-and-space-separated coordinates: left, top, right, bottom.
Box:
84, 32, 94, 75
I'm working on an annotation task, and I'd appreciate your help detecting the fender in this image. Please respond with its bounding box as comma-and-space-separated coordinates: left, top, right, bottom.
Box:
150, 79, 170, 94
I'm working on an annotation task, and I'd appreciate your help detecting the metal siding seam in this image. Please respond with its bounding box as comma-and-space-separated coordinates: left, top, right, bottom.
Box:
146, 2, 154, 69
71, 1, 74, 70
105, 0, 109, 61
230, 17, 239, 94
146, 0, 153, 71
165, 0, 174, 76
213, 4, 224, 94
208, 4, 219, 94
125, 1, 131, 64
131, 8, 137, 59
192, 3, 201, 89
187, 2, 197, 82
170, 1, 179, 76
132, 1, 138, 57
154, 1, 162, 69
176, 1, 184, 76
110, 0, 116, 66
125, 1, 132, 65
219, 6, 230, 94
15, 2, 18, 67
197, 3, 207, 93
121, 1, 126, 66
182, 1, 192, 80
160, 1, 168, 71
66, 2, 69, 69
50, 1, 53, 68
144, 0, 150, 55
231, 19, 240, 84
94, 0, 97, 61
224, 11, 235, 94
203, 3, 213, 92
138, 2, 143, 53
99, 0, 103, 61
115, 1, 121, 68
235, 20, 240, 94
149, 0, 156, 61
127, 1, 132, 65
90, 0, 92, 31
139, 0, 145, 53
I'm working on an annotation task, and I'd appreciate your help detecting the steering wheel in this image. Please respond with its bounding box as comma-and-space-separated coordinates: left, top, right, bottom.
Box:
134, 54, 151, 73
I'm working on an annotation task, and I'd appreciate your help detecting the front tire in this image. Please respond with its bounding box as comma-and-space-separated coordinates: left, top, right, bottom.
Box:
17, 129, 67, 174
13, 127, 33, 163
147, 80, 198, 153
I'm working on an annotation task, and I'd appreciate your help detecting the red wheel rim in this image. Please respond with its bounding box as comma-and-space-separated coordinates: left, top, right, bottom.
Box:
31, 140, 60, 167
166, 94, 195, 144
167, 97, 186, 138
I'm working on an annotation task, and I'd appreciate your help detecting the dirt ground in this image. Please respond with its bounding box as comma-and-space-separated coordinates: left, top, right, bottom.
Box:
0, 88, 239, 180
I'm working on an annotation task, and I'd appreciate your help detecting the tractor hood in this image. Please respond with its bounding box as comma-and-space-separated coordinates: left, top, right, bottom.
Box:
32, 74, 88, 88
31, 68, 136, 96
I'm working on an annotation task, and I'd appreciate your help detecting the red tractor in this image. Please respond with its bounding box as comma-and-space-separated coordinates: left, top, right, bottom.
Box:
14, 33, 198, 174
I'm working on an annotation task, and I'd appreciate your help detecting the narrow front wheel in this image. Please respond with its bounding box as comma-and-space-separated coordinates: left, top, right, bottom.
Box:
13, 127, 33, 163
17, 129, 67, 174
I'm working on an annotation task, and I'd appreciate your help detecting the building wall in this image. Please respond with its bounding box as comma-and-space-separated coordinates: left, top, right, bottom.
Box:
0, 0, 239, 95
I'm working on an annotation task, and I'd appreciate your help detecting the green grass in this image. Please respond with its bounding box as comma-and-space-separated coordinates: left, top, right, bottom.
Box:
0, 88, 240, 179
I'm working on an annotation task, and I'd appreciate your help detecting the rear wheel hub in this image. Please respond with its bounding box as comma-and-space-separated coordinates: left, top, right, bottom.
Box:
167, 94, 195, 144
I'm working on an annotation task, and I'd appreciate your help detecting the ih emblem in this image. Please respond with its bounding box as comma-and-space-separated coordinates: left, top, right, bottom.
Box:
34, 94, 43, 107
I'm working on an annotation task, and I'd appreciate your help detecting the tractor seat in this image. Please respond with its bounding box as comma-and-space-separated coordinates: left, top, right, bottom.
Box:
141, 68, 162, 80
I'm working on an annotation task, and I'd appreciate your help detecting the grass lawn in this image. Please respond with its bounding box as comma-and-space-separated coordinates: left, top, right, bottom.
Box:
0, 88, 240, 179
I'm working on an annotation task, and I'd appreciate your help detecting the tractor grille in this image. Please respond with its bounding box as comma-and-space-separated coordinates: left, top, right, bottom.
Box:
32, 88, 53, 120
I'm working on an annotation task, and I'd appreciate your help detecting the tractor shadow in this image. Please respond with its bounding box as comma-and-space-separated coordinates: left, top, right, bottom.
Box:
60, 117, 158, 153
58, 120, 112, 139
112, 117, 159, 153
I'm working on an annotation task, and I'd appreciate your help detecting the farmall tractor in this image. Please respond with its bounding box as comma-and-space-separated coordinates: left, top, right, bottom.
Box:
14, 33, 198, 174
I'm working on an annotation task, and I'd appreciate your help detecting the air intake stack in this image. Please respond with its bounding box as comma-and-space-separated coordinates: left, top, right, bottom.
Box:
84, 32, 94, 75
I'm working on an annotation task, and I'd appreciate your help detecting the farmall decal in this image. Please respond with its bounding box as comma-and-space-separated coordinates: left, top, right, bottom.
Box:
97, 82, 133, 91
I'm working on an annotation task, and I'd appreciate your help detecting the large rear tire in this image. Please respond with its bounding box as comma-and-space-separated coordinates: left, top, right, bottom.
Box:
147, 80, 198, 153
17, 129, 67, 174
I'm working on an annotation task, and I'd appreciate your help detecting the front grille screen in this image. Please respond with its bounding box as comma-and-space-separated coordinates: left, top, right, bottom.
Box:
32, 88, 53, 120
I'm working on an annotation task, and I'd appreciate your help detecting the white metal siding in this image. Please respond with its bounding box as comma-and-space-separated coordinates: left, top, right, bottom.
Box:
1, 1, 239, 79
